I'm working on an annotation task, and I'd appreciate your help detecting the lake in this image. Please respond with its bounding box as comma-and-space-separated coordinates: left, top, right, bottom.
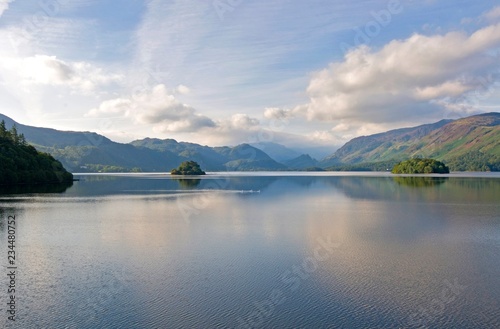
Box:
0, 172, 499, 328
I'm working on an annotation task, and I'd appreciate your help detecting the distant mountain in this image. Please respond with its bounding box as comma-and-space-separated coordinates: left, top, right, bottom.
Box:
132, 138, 286, 171
320, 112, 500, 171
3, 112, 499, 172
250, 142, 301, 162
284, 154, 318, 170
0, 114, 286, 172
0, 113, 113, 148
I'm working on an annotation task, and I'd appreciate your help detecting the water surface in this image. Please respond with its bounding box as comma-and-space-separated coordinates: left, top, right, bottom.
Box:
0, 172, 499, 328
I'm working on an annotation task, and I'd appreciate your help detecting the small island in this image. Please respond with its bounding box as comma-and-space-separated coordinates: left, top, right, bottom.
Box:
391, 158, 450, 174
171, 161, 206, 175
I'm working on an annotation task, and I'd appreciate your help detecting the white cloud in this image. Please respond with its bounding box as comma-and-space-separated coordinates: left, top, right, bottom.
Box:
0, 0, 14, 17
87, 84, 216, 133
414, 80, 474, 100
299, 23, 500, 125
86, 98, 132, 117
175, 84, 190, 95
484, 6, 500, 22
219, 113, 260, 130
1, 55, 122, 93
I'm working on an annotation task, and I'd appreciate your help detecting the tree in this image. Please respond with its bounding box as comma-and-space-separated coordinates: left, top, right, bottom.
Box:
391, 158, 449, 174
0, 134, 73, 186
171, 161, 206, 175
9, 124, 19, 144
18, 133, 27, 145
0, 120, 7, 139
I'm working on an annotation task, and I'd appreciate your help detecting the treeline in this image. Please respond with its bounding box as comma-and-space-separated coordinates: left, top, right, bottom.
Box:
325, 160, 399, 172
0, 121, 73, 185
80, 164, 142, 173
445, 151, 500, 171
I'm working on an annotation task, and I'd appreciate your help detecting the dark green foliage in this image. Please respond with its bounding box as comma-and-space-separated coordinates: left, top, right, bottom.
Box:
0, 120, 73, 186
171, 161, 206, 175
445, 151, 500, 171
391, 158, 449, 174
326, 159, 399, 172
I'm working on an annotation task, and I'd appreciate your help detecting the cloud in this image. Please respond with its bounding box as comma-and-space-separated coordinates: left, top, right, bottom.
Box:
263, 107, 295, 120
175, 84, 190, 95
0, 0, 14, 17
484, 6, 500, 22
1, 55, 122, 92
299, 23, 500, 125
86, 98, 132, 117
87, 84, 216, 133
219, 113, 260, 130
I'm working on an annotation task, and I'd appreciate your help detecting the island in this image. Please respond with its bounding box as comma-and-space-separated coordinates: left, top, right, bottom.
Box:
0, 121, 74, 185
171, 161, 206, 175
391, 158, 450, 174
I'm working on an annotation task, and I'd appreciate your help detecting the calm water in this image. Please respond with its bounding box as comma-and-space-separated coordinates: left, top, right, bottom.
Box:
0, 172, 499, 328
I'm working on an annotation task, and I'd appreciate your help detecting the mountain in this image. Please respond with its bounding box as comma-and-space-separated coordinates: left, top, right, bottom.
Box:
132, 138, 286, 171
0, 114, 286, 172
2, 112, 499, 172
284, 154, 319, 170
321, 119, 452, 166
250, 142, 301, 163
0, 113, 114, 148
320, 112, 500, 171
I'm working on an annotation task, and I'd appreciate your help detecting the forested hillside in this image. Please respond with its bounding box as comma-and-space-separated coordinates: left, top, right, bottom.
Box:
0, 121, 73, 185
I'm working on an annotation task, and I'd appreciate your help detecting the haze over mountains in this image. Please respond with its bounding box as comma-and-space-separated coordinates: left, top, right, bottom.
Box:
1, 112, 499, 172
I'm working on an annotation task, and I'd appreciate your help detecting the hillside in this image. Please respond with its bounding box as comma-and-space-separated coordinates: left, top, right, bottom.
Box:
284, 154, 319, 170
0, 114, 286, 172
320, 113, 500, 171
0, 121, 73, 185
131, 139, 286, 171
321, 119, 452, 166
2, 112, 499, 172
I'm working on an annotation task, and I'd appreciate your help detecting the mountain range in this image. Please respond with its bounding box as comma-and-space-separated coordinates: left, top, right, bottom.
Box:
1, 112, 499, 172
320, 112, 500, 171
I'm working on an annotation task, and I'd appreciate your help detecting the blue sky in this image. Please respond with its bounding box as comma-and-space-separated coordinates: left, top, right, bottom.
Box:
0, 0, 499, 155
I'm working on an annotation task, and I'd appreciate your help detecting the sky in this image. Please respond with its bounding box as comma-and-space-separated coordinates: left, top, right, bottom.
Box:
0, 0, 499, 156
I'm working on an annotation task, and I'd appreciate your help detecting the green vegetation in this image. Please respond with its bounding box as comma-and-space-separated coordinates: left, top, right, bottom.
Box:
171, 161, 206, 175
391, 158, 449, 174
2, 112, 499, 172
79, 164, 142, 173
0, 121, 73, 185
326, 159, 399, 172
320, 113, 500, 172
445, 151, 500, 171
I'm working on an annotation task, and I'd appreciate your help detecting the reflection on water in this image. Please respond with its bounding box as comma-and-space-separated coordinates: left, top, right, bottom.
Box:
0, 173, 498, 328
0, 181, 73, 195
175, 178, 202, 189
393, 176, 448, 187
